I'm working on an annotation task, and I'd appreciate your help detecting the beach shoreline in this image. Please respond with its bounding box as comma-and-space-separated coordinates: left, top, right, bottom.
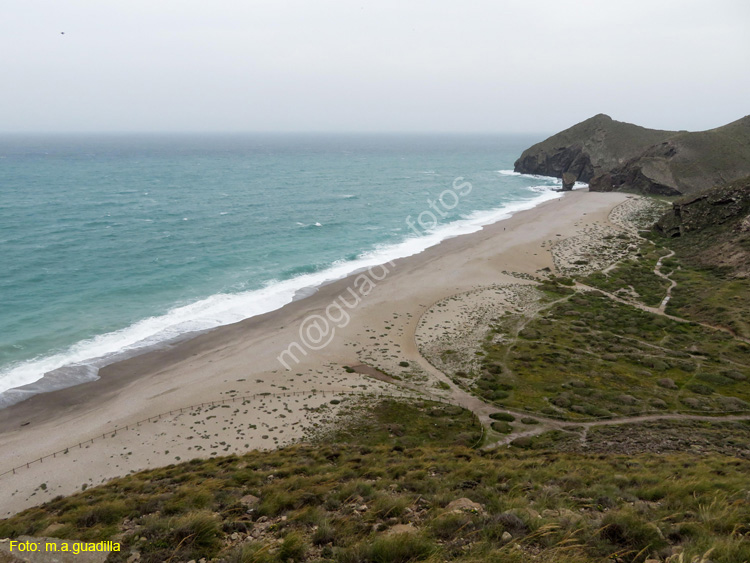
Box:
0, 178, 564, 409
0, 189, 630, 517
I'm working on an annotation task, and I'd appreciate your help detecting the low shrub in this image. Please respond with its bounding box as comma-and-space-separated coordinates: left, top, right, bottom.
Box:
364, 533, 437, 563
491, 421, 513, 434
278, 531, 308, 562
170, 511, 222, 559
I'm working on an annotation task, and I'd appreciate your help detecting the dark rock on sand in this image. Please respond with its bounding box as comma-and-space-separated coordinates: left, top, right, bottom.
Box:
561, 172, 577, 191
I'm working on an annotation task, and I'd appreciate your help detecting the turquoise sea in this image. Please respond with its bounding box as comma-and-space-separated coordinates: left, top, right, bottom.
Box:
0, 134, 565, 406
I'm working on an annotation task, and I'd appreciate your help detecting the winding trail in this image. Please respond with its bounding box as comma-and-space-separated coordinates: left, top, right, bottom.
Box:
404, 284, 750, 451
654, 249, 677, 312
487, 411, 750, 448
399, 199, 750, 449
572, 281, 750, 344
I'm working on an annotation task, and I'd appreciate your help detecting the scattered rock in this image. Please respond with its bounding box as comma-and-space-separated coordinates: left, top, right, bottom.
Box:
525, 508, 541, 519
239, 494, 260, 509
384, 523, 416, 536
445, 498, 485, 515
494, 512, 528, 535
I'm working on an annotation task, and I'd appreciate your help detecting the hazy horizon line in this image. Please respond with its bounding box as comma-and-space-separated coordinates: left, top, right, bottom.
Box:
0, 130, 555, 137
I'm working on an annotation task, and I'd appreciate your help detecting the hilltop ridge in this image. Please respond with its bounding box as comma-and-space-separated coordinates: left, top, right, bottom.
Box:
514, 114, 676, 189
515, 115, 750, 195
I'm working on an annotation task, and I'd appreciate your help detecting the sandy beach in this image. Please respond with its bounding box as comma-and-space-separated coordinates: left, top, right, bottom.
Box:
0, 189, 631, 517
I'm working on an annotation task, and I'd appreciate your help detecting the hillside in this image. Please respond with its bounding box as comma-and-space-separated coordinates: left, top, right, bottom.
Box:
513, 114, 675, 189
2, 196, 750, 563
655, 176, 750, 245
1, 400, 750, 563
653, 176, 750, 337
515, 115, 750, 195
590, 117, 750, 195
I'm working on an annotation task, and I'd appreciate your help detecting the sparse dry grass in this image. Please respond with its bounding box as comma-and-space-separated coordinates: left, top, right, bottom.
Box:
2, 399, 750, 563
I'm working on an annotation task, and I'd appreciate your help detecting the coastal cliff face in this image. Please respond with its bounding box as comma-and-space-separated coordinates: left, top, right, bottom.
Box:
517, 114, 750, 195
514, 114, 675, 189
656, 176, 750, 237
655, 176, 750, 276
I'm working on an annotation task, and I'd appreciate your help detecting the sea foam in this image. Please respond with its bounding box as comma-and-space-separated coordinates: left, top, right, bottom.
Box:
0, 135, 574, 408
0, 182, 563, 406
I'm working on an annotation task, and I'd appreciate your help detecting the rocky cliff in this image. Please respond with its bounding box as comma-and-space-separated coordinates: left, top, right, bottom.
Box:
654, 176, 750, 276
514, 114, 675, 189
516, 114, 750, 195
656, 176, 750, 237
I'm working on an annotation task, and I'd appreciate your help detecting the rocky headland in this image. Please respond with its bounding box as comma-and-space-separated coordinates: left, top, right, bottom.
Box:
515, 114, 750, 195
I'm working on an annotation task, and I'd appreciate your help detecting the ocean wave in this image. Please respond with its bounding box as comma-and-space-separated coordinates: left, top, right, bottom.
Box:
498, 169, 562, 182
0, 187, 562, 405
500, 169, 589, 190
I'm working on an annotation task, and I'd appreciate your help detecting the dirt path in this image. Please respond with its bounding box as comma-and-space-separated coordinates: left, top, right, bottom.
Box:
397, 199, 750, 449
573, 281, 750, 344
487, 411, 750, 448
654, 249, 677, 312
400, 284, 750, 450
406, 289, 578, 429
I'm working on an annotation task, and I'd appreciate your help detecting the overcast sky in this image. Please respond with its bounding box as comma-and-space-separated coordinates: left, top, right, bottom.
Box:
2, 0, 749, 133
